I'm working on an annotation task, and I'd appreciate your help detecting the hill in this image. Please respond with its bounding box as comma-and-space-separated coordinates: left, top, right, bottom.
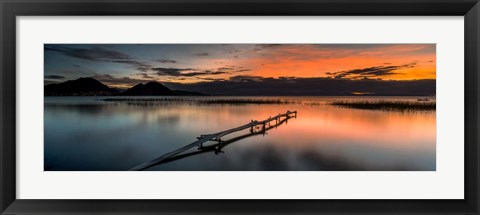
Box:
44, 77, 116, 96
44, 78, 204, 96
118, 82, 175, 96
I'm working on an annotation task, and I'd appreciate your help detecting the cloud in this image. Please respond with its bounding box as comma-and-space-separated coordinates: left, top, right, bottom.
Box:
228, 49, 241, 54
156, 59, 177, 63
110, 60, 151, 72
216, 67, 251, 73
91, 74, 149, 88
45, 45, 155, 72
229, 75, 265, 82
255, 44, 284, 48
196, 77, 225, 81
175, 72, 212, 77
201, 70, 229, 76
253, 44, 286, 52
152, 67, 196, 76
44, 75, 65, 79
329, 63, 417, 79
235, 69, 251, 72
152, 66, 247, 77
45, 45, 131, 61
195, 52, 209, 56
138, 73, 154, 79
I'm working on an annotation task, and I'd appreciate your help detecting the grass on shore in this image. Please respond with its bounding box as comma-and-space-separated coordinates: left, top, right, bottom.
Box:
331, 100, 436, 111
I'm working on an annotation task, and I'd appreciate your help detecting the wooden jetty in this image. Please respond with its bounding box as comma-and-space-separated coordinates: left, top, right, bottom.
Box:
130, 113, 294, 169
130, 110, 297, 171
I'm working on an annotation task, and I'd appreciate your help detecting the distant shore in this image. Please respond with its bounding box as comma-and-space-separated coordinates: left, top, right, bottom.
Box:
102, 97, 294, 105
331, 100, 436, 111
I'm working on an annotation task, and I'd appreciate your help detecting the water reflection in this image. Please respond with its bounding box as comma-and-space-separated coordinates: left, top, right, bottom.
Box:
44, 96, 436, 171
131, 113, 295, 170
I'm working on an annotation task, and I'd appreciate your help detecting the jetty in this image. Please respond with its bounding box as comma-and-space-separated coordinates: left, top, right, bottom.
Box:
130, 110, 297, 171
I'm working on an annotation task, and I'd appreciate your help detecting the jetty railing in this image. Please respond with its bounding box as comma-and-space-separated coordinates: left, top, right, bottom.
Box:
130, 110, 297, 171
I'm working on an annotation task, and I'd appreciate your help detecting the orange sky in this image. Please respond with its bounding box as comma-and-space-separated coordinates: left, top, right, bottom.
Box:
211, 44, 436, 81
45, 44, 436, 88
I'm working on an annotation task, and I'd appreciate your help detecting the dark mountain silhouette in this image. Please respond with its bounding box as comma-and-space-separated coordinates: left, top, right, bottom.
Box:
118, 81, 205, 96
44, 77, 204, 96
119, 82, 175, 96
45, 77, 116, 96
166, 77, 436, 96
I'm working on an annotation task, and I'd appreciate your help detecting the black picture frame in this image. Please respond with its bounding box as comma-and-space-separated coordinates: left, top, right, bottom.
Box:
1, 0, 479, 214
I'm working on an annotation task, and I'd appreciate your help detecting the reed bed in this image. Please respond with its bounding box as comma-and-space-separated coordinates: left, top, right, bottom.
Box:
331, 100, 436, 111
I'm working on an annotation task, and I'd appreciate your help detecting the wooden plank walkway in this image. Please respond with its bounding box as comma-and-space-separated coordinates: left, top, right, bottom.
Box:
130, 110, 297, 171
129, 115, 294, 169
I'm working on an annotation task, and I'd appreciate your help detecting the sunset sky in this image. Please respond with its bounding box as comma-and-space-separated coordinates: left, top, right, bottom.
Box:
44, 44, 435, 89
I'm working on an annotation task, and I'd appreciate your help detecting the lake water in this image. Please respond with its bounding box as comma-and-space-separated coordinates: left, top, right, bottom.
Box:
44, 96, 436, 171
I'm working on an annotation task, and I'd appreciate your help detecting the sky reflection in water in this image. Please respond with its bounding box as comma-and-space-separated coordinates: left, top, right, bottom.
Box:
44, 96, 435, 171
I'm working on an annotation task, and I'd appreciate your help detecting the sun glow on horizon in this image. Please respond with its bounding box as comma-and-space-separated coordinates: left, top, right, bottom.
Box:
44, 44, 435, 88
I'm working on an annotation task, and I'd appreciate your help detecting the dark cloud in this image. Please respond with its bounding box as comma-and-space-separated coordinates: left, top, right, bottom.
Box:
156, 59, 177, 64
45, 45, 154, 72
313, 44, 393, 50
216, 67, 234, 71
333, 66, 399, 79
228, 49, 241, 54
235, 69, 251, 72
152, 66, 246, 77
213, 66, 251, 73
253, 44, 285, 52
152, 67, 195, 76
110, 60, 151, 72
329, 63, 417, 79
255, 44, 284, 48
45, 45, 131, 61
44, 75, 65, 79
229, 75, 265, 82
196, 77, 225, 81
164, 76, 435, 96
91, 74, 148, 88
195, 52, 209, 56
202, 70, 229, 75
138, 73, 154, 79
172, 72, 210, 77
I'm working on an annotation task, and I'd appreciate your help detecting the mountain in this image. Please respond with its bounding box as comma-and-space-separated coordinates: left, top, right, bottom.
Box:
119, 81, 205, 96
119, 82, 175, 96
45, 77, 116, 96
44, 78, 205, 96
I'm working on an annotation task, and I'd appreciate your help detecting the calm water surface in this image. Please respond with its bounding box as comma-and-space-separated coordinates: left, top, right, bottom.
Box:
44, 96, 436, 171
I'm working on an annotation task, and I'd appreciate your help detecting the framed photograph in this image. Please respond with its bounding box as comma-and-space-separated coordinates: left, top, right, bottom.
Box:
1, 0, 479, 214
